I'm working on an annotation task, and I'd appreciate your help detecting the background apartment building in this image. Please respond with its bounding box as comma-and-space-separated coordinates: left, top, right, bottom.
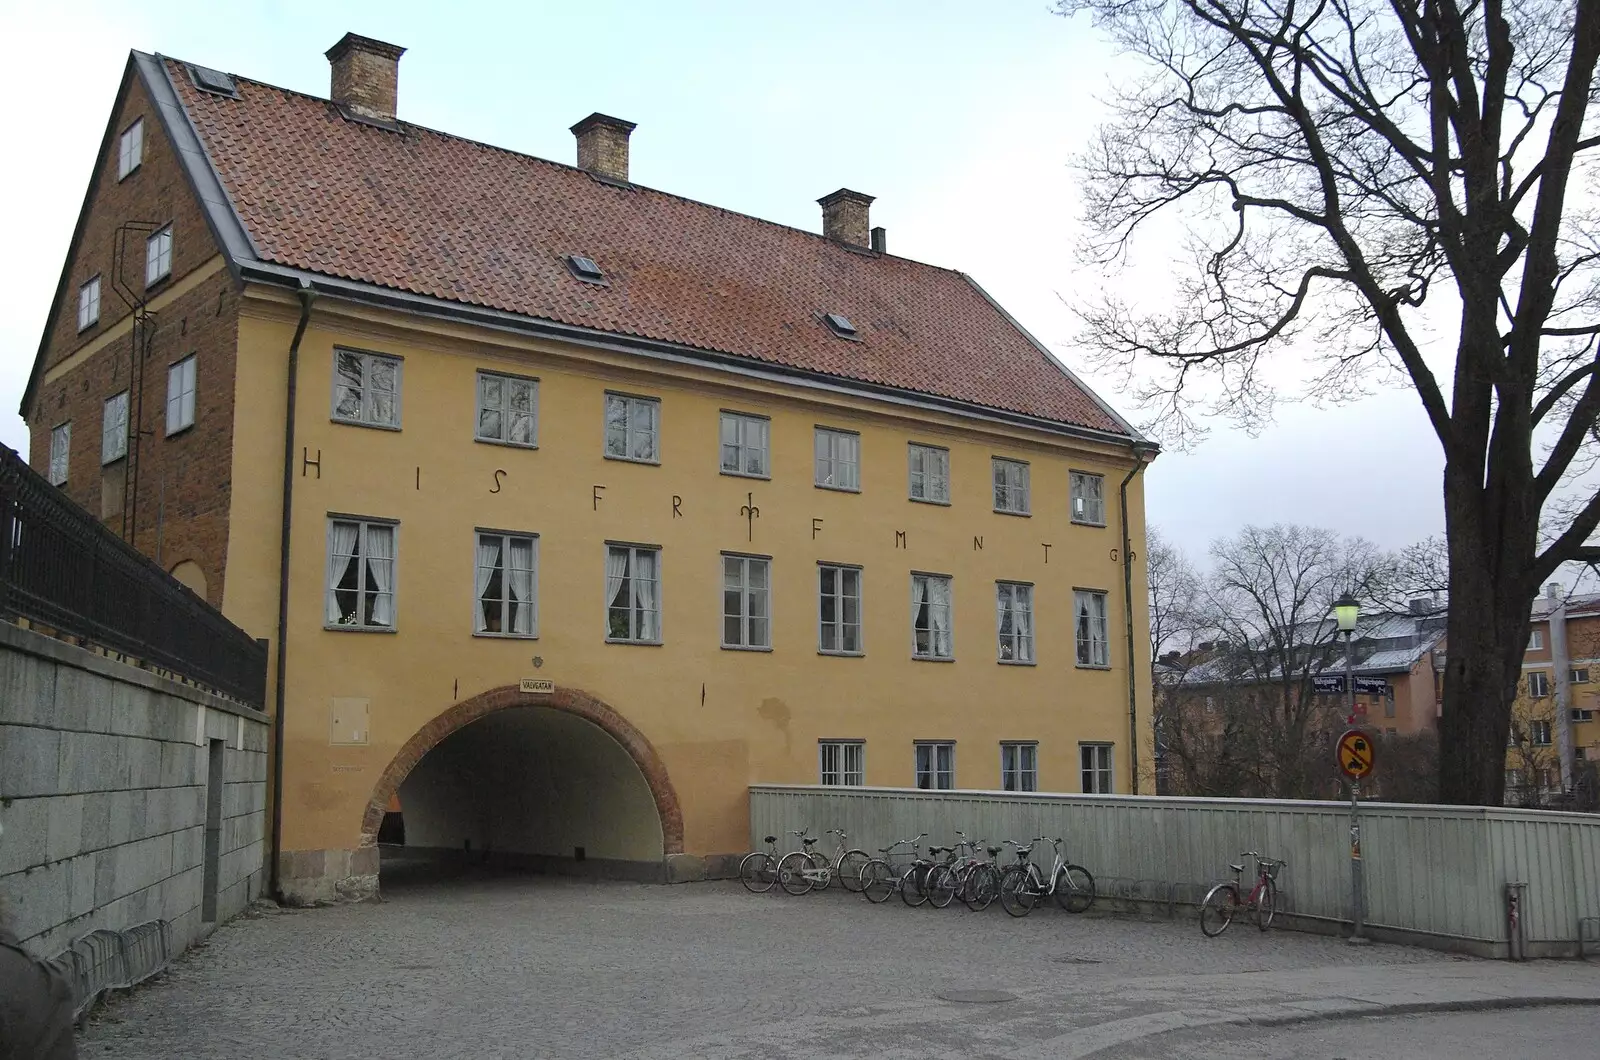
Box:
23, 35, 1157, 902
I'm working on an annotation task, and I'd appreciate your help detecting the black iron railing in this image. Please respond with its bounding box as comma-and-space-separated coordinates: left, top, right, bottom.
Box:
0, 445, 266, 706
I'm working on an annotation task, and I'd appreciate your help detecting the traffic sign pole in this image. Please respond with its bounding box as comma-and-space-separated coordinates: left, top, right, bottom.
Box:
1336, 725, 1374, 946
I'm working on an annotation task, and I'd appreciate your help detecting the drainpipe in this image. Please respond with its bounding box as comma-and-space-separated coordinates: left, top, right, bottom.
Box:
1548, 583, 1575, 795
270, 281, 316, 899
1120, 444, 1157, 794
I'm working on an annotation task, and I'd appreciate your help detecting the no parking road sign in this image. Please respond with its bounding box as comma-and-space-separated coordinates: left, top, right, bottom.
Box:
1337, 729, 1375, 780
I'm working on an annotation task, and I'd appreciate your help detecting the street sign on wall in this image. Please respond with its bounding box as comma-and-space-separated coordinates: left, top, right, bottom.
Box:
1312, 675, 1392, 696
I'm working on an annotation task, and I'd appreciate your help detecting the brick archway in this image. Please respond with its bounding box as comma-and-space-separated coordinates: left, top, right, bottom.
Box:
359, 685, 684, 856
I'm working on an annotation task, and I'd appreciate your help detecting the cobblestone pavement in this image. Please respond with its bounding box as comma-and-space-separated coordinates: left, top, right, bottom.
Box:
77, 860, 1600, 1060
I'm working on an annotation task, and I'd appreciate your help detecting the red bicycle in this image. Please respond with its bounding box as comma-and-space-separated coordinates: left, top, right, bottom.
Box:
1200, 851, 1285, 936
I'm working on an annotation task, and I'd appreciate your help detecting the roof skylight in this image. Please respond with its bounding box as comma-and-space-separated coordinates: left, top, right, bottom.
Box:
567, 255, 605, 283
189, 65, 238, 98
823, 312, 857, 338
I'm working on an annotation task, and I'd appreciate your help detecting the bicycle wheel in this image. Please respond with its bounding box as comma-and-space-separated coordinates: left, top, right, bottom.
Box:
900, 864, 929, 907
998, 866, 1037, 918
777, 851, 815, 896
1054, 864, 1096, 914
963, 864, 1000, 911
836, 849, 870, 893
808, 851, 833, 892
861, 859, 895, 903
738, 851, 776, 893
926, 864, 958, 909
1200, 882, 1239, 937
1256, 877, 1277, 931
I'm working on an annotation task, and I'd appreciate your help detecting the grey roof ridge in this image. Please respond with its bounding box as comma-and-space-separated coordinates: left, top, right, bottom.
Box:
958, 272, 1148, 447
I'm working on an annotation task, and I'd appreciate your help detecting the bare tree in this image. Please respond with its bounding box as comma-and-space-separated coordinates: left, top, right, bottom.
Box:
1058, 0, 1600, 804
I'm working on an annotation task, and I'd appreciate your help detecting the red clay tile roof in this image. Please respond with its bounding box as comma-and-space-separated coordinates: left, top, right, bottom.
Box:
164, 59, 1130, 436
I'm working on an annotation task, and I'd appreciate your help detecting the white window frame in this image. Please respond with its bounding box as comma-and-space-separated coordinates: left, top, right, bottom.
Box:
145, 225, 172, 287
325, 518, 397, 631
992, 457, 1030, 515
911, 572, 954, 660
1572, 668, 1591, 684
604, 392, 660, 464
818, 562, 863, 655
605, 543, 662, 644
819, 740, 865, 786
166, 355, 197, 436
719, 411, 770, 479
721, 553, 772, 650
331, 348, 402, 429
78, 276, 100, 332
1530, 719, 1553, 746
1081, 743, 1114, 793
814, 427, 860, 491
1074, 588, 1110, 668
1071, 471, 1107, 526
473, 530, 539, 638
915, 741, 955, 790
1001, 742, 1038, 792
48, 423, 71, 486
908, 443, 950, 504
475, 371, 538, 448
1529, 629, 1544, 650
117, 118, 144, 180
1529, 671, 1550, 698
101, 391, 128, 465
996, 581, 1035, 664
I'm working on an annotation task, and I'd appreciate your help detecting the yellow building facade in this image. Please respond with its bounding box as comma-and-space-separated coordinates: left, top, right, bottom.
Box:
25, 37, 1156, 902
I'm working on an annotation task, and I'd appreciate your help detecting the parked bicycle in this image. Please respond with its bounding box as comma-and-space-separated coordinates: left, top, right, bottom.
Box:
861, 833, 928, 903
959, 842, 1005, 911
777, 828, 870, 895
738, 834, 781, 894
1200, 852, 1284, 936
924, 833, 982, 909
997, 837, 1096, 917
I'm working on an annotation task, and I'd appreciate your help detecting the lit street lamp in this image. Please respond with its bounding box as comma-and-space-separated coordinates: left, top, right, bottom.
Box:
1334, 590, 1369, 945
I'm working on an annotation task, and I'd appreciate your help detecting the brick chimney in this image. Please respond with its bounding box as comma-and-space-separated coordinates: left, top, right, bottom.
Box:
326, 33, 406, 122
571, 113, 637, 183
819, 189, 874, 248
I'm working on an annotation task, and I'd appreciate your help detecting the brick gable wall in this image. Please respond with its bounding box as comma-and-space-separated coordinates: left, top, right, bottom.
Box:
25, 67, 239, 609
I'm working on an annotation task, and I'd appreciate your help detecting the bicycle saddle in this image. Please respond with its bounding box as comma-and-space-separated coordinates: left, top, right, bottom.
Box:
1230, 863, 1243, 873
987, 846, 1001, 857
878, 846, 896, 854
929, 845, 950, 854
764, 835, 776, 844
802, 837, 817, 846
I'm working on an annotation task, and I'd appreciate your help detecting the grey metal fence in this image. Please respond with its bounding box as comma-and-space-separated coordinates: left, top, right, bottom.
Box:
750, 785, 1600, 957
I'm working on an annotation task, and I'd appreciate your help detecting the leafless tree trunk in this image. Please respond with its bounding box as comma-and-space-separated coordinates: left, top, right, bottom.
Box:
1059, 0, 1600, 804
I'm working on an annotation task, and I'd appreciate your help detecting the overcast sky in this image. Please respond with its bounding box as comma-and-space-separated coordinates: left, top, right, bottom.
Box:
0, 0, 1451, 563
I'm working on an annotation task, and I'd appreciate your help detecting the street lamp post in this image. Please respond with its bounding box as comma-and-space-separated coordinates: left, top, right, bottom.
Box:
1334, 591, 1369, 945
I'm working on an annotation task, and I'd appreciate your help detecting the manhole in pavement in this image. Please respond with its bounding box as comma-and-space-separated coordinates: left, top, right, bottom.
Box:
1050, 956, 1103, 965
936, 989, 1018, 1004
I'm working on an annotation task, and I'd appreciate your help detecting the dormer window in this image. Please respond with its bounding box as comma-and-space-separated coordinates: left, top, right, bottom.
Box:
824, 312, 857, 338
567, 255, 606, 283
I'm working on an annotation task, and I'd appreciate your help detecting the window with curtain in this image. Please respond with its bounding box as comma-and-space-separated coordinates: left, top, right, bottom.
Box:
476, 371, 538, 447
1001, 742, 1037, 792
145, 225, 172, 287
1074, 589, 1109, 667
474, 531, 538, 637
720, 411, 770, 477
996, 582, 1034, 663
605, 393, 659, 463
1070, 471, 1106, 525
48, 423, 70, 486
722, 554, 771, 648
1530, 719, 1552, 746
819, 740, 864, 785
915, 742, 954, 789
992, 457, 1030, 514
166, 355, 197, 435
332, 349, 401, 428
101, 391, 128, 464
912, 573, 954, 659
1528, 671, 1550, 697
908, 443, 949, 503
1080, 743, 1114, 793
814, 427, 860, 490
818, 563, 862, 654
606, 544, 661, 642
326, 518, 396, 629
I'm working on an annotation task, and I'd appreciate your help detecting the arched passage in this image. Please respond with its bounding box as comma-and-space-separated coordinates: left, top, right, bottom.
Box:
360, 685, 684, 871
